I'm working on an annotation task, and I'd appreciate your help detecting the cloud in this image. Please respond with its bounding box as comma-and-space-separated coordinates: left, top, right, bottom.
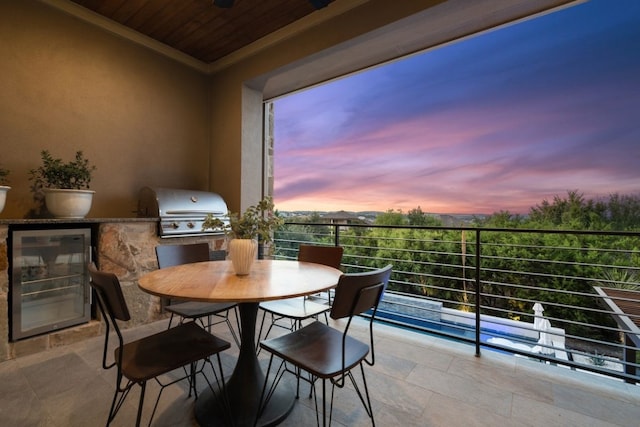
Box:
273, 0, 640, 214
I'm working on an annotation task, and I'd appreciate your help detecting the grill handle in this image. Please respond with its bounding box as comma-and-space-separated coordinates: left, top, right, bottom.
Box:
164, 210, 226, 215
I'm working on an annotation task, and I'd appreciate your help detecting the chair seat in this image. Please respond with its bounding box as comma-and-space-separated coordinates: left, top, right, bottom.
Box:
165, 301, 236, 319
260, 321, 369, 378
117, 321, 231, 383
260, 297, 330, 320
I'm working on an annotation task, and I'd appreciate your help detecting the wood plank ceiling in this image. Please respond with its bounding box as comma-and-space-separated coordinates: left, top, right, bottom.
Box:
70, 0, 334, 64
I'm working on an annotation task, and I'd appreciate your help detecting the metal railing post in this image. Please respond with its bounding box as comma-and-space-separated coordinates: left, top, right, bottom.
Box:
475, 229, 481, 357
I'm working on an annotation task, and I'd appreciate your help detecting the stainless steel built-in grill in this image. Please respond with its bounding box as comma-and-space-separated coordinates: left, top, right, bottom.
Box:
138, 187, 229, 238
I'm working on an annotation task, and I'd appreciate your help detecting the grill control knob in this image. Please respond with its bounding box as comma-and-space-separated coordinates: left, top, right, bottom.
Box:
187, 222, 195, 229
171, 222, 179, 229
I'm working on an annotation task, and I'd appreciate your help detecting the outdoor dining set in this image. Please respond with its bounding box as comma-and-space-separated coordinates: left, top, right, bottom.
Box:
89, 242, 392, 427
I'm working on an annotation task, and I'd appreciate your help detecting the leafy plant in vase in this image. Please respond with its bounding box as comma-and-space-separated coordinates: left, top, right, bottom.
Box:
29, 150, 97, 218
202, 196, 283, 275
0, 164, 10, 214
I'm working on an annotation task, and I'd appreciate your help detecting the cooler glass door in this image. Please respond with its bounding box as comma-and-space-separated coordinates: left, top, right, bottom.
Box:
11, 228, 91, 340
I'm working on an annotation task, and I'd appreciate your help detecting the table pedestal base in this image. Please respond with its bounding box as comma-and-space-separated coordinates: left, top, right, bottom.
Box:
195, 302, 295, 426
195, 383, 295, 427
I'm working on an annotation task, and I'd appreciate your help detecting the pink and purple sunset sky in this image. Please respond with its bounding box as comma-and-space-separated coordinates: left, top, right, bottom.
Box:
273, 0, 640, 215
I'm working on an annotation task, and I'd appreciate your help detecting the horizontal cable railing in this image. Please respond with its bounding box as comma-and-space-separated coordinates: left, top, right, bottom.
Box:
273, 222, 640, 384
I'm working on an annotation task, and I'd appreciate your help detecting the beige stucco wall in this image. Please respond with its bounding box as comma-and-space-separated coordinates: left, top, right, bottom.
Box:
0, 0, 210, 219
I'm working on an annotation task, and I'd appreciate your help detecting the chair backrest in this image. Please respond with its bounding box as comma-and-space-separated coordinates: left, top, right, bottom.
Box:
88, 263, 131, 322
297, 244, 343, 270
88, 264, 131, 371
330, 264, 392, 320
155, 243, 210, 269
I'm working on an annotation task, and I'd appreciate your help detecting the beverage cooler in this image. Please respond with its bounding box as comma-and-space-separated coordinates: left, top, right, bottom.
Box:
10, 228, 92, 341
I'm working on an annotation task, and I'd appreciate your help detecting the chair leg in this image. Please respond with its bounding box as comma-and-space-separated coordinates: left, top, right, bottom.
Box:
330, 379, 336, 427
256, 312, 287, 355
177, 359, 198, 399
225, 316, 241, 347
106, 387, 120, 426
255, 355, 291, 426
311, 381, 320, 427
322, 378, 327, 427
307, 366, 375, 427
107, 378, 136, 426
148, 381, 170, 426
343, 365, 375, 426
196, 316, 207, 330
265, 313, 279, 337
256, 310, 268, 354
136, 381, 146, 427
189, 361, 198, 398
359, 364, 375, 426
233, 306, 242, 341
214, 354, 232, 423
255, 354, 275, 424
167, 313, 176, 329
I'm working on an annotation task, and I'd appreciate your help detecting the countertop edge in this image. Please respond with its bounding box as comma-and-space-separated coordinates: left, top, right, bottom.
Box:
0, 217, 159, 225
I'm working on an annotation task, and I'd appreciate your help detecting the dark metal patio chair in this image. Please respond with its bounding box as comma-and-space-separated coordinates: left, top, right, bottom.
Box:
155, 243, 241, 347
88, 264, 231, 427
257, 244, 343, 346
257, 264, 392, 427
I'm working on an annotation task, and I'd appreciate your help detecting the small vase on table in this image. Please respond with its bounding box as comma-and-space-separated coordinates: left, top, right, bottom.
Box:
229, 238, 258, 275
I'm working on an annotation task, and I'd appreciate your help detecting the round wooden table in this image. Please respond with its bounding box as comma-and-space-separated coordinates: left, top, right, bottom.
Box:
138, 259, 342, 427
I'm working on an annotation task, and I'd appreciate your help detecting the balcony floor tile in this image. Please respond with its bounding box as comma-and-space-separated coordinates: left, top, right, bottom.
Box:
2, 315, 639, 426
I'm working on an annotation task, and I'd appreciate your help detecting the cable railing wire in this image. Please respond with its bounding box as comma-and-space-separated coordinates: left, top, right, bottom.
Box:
273, 221, 640, 384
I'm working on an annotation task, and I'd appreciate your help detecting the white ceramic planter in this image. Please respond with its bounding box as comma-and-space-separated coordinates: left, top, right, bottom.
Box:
0, 186, 10, 214
228, 238, 258, 275
44, 188, 95, 218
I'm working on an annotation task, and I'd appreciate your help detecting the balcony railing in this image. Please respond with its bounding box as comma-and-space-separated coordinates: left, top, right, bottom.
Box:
272, 222, 640, 384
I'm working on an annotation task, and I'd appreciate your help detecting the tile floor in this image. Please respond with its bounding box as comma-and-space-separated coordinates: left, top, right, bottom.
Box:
1, 314, 639, 427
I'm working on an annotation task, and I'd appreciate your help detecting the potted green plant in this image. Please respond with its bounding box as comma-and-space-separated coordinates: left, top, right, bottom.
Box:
203, 196, 283, 275
0, 164, 10, 214
29, 150, 97, 218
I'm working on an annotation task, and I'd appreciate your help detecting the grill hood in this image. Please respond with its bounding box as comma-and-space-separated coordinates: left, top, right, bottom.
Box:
138, 187, 229, 238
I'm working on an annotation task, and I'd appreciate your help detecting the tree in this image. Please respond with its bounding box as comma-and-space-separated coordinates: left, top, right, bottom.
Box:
278, 194, 640, 342
480, 210, 523, 228
527, 191, 640, 231
407, 206, 443, 226
375, 209, 406, 226
605, 193, 640, 230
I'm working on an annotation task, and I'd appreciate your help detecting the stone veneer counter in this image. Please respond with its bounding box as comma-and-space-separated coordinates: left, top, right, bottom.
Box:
0, 218, 224, 361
